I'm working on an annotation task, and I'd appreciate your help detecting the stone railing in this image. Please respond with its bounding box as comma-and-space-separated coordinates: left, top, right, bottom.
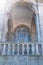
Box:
0, 42, 43, 56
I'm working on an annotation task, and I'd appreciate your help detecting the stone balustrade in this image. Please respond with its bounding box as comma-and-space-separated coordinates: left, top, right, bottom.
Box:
0, 42, 43, 56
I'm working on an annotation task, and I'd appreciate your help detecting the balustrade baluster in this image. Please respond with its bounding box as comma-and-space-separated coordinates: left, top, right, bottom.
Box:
12, 44, 15, 55
24, 44, 27, 55
29, 44, 32, 55
2, 44, 6, 55
27, 44, 29, 55
14, 44, 17, 55
42, 44, 43, 55
8, 44, 11, 55
0, 44, 3, 55
32, 44, 35, 55
38, 44, 42, 55
10, 44, 12, 55
22, 44, 24, 55
19, 44, 22, 55
36, 44, 39, 55
6, 44, 8, 55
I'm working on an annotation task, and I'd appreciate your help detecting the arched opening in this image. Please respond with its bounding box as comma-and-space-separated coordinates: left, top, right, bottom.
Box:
13, 25, 31, 43
7, 2, 37, 42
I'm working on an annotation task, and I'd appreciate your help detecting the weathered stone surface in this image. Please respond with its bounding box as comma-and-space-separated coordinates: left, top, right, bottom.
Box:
0, 56, 43, 65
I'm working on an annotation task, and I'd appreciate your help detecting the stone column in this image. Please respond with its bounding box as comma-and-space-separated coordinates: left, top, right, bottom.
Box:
36, 13, 41, 42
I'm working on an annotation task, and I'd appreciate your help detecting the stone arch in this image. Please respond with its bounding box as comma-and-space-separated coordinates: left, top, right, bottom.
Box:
9, 2, 36, 14
6, 1, 37, 42
14, 24, 31, 32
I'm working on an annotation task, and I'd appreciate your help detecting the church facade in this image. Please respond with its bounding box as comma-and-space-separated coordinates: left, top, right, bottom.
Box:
0, 0, 43, 65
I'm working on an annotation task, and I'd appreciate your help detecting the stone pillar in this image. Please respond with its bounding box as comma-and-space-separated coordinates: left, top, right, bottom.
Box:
36, 13, 41, 42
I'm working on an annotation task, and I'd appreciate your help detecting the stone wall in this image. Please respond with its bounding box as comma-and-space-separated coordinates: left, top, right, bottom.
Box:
0, 56, 43, 65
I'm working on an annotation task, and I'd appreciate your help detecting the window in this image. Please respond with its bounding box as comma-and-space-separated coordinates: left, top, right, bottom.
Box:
14, 26, 31, 43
